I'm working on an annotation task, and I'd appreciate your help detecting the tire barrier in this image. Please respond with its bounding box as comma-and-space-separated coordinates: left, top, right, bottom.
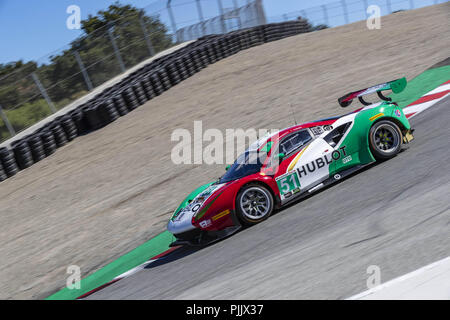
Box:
0, 147, 19, 178
112, 94, 129, 116
69, 108, 90, 134
49, 123, 68, 148
98, 100, 120, 124
84, 104, 104, 130
39, 129, 57, 157
11, 139, 34, 170
59, 116, 78, 141
0, 20, 310, 182
0, 161, 7, 182
27, 134, 46, 163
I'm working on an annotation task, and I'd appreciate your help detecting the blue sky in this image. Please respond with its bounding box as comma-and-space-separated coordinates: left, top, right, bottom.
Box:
0, 0, 442, 64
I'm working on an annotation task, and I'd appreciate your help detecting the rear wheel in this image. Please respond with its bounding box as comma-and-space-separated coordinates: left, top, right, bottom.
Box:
369, 120, 403, 160
236, 184, 274, 226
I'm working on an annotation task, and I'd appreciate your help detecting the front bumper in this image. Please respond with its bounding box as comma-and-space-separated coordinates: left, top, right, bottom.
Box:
169, 225, 242, 247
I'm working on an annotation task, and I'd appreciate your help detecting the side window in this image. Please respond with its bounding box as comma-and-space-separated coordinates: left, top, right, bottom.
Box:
324, 123, 351, 147
280, 130, 312, 156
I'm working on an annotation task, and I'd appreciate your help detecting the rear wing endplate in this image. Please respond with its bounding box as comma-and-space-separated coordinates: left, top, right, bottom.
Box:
338, 77, 407, 107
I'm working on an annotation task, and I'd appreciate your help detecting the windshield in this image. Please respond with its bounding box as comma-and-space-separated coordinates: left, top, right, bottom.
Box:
219, 151, 267, 183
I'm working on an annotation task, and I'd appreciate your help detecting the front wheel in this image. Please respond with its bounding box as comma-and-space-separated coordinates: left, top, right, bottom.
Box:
369, 120, 403, 161
236, 184, 274, 226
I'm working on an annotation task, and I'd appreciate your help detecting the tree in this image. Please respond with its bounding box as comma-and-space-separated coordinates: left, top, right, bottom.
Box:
0, 2, 172, 109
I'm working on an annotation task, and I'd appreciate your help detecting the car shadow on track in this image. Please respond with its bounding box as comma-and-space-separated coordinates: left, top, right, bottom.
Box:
144, 245, 203, 269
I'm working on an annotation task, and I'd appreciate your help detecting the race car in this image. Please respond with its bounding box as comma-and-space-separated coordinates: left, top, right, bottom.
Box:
167, 78, 414, 246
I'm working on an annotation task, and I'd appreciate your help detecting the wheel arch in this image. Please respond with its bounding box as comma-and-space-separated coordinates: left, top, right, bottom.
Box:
234, 180, 280, 211
359, 116, 405, 162
371, 116, 408, 133
367, 117, 404, 160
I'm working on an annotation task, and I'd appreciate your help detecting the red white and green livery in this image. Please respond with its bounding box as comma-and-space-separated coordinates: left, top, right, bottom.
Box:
167, 78, 415, 246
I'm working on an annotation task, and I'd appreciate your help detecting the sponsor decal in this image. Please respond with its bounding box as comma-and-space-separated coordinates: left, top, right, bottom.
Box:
173, 210, 186, 221
212, 209, 231, 221
369, 113, 384, 121
296, 146, 347, 178
173, 183, 227, 222
288, 145, 309, 172
395, 109, 401, 117
342, 155, 352, 164
276, 171, 301, 196
199, 219, 212, 228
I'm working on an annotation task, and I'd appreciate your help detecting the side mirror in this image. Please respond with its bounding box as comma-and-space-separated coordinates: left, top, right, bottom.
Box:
225, 165, 231, 171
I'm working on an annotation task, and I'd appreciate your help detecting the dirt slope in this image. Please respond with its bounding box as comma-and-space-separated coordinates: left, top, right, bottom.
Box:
0, 3, 448, 299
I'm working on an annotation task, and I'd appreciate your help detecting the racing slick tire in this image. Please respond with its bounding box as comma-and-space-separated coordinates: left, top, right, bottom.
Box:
369, 120, 403, 161
236, 184, 274, 226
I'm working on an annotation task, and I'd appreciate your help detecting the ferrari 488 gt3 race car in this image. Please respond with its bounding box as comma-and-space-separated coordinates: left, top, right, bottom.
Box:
167, 78, 415, 246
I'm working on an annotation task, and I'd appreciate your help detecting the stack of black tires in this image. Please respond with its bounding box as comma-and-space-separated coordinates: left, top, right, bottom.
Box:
0, 20, 311, 183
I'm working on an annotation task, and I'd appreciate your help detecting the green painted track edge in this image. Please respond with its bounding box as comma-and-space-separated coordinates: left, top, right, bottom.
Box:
46, 231, 175, 300
391, 65, 450, 108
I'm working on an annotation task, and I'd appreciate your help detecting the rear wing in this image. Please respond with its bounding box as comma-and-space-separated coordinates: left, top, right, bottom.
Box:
338, 77, 407, 107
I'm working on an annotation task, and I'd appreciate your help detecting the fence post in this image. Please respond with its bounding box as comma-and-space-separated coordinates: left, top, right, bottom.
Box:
386, 0, 392, 14
363, 0, 369, 19
217, 0, 227, 34
107, 26, 126, 73
300, 10, 308, 20
232, 0, 243, 29
195, 0, 206, 36
0, 104, 15, 137
321, 5, 329, 26
73, 50, 93, 91
255, 0, 267, 25
31, 72, 57, 114
139, 12, 156, 56
342, 0, 349, 24
167, 0, 179, 42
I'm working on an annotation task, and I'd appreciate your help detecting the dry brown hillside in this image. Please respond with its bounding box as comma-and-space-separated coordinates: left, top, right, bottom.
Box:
0, 3, 448, 299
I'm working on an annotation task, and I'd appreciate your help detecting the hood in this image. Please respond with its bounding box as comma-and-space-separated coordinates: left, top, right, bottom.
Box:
168, 181, 226, 235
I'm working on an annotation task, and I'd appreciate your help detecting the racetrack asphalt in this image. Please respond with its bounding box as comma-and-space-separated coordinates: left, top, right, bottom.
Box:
90, 96, 450, 299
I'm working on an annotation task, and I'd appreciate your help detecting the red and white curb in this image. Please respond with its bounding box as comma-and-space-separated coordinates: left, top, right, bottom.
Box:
76, 246, 180, 299
403, 79, 450, 119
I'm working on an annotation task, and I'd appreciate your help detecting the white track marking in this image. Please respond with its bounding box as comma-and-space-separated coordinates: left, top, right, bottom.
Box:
112, 259, 158, 281
404, 92, 450, 118
347, 256, 450, 300
403, 81, 450, 118
426, 83, 450, 95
